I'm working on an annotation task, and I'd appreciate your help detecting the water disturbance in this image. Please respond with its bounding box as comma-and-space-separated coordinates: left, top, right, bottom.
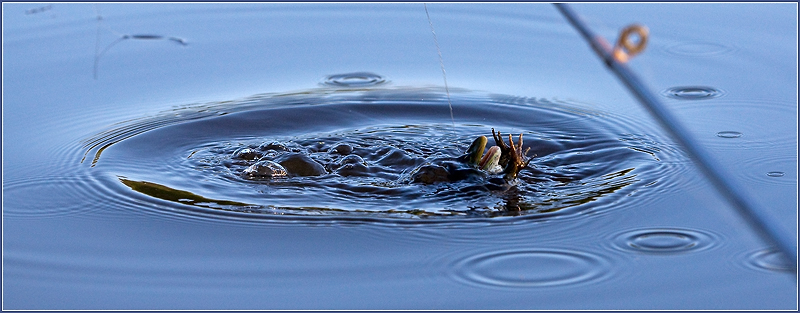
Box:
450, 248, 611, 289
611, 228, 719, 254
5, 3, 796, 309
746, 248, 796, 273
662, 86, 724, 100
80, 84, 679, 222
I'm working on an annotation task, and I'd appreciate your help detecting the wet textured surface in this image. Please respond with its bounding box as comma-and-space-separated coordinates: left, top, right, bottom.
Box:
3, 3, 797, 310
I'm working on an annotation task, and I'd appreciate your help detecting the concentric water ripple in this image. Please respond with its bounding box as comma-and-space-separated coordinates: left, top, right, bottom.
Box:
2, 175, 102, 219
614, 134, 699, 193
610, 228, 719, 255
738, 154, 797, 186
492, 95, 697, 192
737, 248, 796, 273
77, 86, 684, 222
321, 72, 387, 87
373, 215, 596, 246
670, 99, 796, 150
716, 131, 743, 139
449, 248, 611, 289
4, 135, 111, 219
662, 86, 724, 100
662, 41, 737, 57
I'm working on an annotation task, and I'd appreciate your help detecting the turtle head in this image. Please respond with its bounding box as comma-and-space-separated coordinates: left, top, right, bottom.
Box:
462, 135, 487, 166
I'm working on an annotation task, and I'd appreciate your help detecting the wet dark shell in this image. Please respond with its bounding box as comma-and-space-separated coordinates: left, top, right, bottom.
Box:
275, 153, 327, 177
243, 160, 288, 178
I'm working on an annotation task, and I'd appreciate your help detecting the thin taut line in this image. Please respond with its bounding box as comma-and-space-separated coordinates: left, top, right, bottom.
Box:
424, 3, 457, 142
554, 3, 797, 273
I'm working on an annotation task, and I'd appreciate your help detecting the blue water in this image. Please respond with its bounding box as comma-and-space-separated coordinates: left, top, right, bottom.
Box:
3, 3, 797, 309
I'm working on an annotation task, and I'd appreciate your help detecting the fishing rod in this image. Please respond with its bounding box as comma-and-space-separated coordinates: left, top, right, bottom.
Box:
554, 3, 797, 273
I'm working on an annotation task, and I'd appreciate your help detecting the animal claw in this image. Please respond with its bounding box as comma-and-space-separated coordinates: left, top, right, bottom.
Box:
489, 128, 532, 180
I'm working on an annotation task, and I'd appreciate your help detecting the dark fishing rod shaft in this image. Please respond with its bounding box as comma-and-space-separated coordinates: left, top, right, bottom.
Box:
554, 3, 797, 273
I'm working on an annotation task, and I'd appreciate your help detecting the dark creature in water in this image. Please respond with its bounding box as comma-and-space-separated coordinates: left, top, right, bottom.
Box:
239, 128, 533, 188
411, 128, 532, 185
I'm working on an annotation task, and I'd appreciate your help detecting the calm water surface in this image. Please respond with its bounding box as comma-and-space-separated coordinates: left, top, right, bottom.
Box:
3, 3, 797, 309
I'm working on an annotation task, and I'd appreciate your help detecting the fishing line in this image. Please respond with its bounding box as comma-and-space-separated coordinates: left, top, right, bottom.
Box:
92, 4, 187, 79
424, 3, 458, 144
554, 3, 797, 273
